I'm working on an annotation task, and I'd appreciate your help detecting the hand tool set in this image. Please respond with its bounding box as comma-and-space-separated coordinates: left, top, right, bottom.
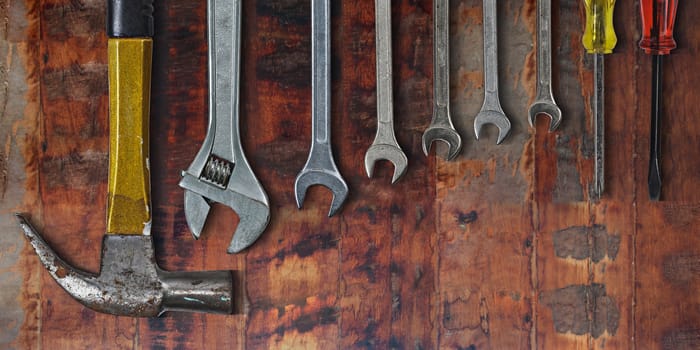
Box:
16, 0, 687, 317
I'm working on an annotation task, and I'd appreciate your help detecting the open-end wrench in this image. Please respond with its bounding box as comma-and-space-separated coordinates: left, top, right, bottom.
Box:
180, 0, 270, 254
422, 0, 462, 161
365, 0, 408, 183
295, 0, 349, 216
528, 0, 562, 131
474, 0, 512, 144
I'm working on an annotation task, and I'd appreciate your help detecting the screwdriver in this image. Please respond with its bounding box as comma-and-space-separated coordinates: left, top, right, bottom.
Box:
583, 0, 617, 200
639, 0, 679, 200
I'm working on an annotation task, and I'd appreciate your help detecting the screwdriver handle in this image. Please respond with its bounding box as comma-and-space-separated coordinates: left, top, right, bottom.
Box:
639, 0, 679, 55
583, 0, 617, 54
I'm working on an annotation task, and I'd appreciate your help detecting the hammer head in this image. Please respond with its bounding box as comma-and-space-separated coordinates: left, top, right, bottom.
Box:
17, 214, 239, 317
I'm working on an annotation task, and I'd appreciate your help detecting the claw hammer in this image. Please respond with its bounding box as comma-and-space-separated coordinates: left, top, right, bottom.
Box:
16, 0, 239, 317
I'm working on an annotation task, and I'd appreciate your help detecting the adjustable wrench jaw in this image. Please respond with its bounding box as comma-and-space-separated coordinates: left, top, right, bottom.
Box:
180, 154, 270, 253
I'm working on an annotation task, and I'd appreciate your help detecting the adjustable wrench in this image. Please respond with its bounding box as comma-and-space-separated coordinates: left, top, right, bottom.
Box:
295, 0, 349, 216
180, 0, 270, 254
527, 0, 562, 131
474, 0, 512, 144
422, 0, 462, 161
365, 0, 408, 183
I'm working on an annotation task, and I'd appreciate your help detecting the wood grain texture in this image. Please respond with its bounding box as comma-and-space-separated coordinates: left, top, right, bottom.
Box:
3, 0, 700, 349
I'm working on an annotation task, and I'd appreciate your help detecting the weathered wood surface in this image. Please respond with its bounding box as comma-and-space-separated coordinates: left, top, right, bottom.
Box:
2, 0, 700, 349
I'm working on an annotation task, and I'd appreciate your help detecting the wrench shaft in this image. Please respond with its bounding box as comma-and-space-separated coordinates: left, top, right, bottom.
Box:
376, 0, 393, 126
434, 0, 449, 109
536, 0, 553, 96
483, 0, 499, 95
210, 0, 241, 162
312, 0, 331, 145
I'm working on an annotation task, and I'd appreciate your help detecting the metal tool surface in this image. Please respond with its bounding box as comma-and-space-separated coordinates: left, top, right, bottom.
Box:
180, 0, 270, 253
421, 0, 462, 161
295, 0, 349, 216
528, 0, 562, 132
365, 0, 408, 183
16, 0, 236, 316
474, 0, 511, 144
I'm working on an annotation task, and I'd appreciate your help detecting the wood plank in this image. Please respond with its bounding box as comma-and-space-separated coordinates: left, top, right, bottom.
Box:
435, 1, 534, 348
1, 0, 42, 348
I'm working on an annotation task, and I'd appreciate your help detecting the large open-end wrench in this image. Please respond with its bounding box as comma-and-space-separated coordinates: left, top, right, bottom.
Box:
295, 0, 349, 216
365, 0, 408, 183
422, 0, 462, 161
180, 0, 270, 254
527, 0, 562, 131
474, 0, 512, 144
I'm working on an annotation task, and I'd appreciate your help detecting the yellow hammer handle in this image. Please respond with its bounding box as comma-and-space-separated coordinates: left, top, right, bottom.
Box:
106, 38, 153, 235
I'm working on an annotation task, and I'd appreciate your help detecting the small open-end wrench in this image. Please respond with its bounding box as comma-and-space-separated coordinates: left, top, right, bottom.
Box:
528, 0, 562, 131
474, 0, 512, 144
295, 0, 349, 216
365, 0, 408, 183
422, 0, 462, 161
180, 0, 270, 254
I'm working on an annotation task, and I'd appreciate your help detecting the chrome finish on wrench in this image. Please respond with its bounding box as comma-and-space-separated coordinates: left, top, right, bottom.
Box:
474, 0, 511, 144
365, 0, 408, 183
180, 0, 270, 253
528, 0, 562, 131
295, 0, 348, 216
422, 0, 462, 161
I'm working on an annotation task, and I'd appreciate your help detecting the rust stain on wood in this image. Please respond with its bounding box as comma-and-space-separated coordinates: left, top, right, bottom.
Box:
540, 284, 619, 338
553, 225, 620, 262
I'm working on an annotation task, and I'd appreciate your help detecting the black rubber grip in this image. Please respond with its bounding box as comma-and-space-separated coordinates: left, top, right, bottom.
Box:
108, 0, 154, 38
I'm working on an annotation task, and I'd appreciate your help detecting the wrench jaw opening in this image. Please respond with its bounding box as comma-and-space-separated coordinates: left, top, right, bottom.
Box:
528, 100, 562, 132
421, 127, 463, 161
422, 106, 462, 160
474, 110, 512, 145
364, 144, 408, 184
226, 193, 270, 254
294, 168, 349, 217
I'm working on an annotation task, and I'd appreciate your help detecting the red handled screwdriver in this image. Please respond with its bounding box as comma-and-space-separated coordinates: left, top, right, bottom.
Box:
639, 0, 679, 200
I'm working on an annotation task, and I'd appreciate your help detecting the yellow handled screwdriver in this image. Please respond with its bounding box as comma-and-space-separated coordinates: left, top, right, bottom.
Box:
583, 0, 617, 200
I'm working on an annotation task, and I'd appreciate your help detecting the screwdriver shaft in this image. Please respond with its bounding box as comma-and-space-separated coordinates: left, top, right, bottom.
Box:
593, 53, 604, 199
649, 54, 663, 200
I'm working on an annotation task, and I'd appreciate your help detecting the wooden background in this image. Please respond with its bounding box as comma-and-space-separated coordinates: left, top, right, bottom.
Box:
2, 0, 700, 349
